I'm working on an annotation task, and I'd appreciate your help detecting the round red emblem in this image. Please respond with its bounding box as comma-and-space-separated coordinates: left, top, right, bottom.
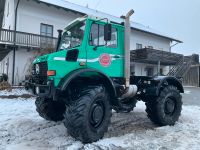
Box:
99, 54, 111, 67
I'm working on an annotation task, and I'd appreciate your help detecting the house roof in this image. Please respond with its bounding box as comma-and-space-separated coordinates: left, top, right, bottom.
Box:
38, 0, 182, 43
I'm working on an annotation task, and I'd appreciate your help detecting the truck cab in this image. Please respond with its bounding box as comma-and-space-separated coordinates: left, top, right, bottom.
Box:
32, 16, 124, 89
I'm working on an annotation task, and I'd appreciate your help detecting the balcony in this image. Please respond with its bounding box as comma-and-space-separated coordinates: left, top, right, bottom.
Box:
130, 48, 183, 66
0, 28, 58, 61
0, 28, 58, 48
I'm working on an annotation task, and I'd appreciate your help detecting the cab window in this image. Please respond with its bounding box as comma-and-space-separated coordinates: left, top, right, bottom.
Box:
90, 23, 118, 48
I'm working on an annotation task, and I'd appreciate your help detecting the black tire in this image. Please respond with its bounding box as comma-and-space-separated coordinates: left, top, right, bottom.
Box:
64, 85, 112, 143
114, 98, 137, 113
145, 85, 182, 126
35, 97, 66, 122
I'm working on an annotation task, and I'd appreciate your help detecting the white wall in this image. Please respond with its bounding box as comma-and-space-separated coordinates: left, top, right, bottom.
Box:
14, 49, 36, 84
130, 30, 171, 76
17, 0, 82, 37
131, 62, 169, 76
2, 0, 15, 29
0, 50, 13, 83
0, 48, 38, 85
130, 30, 171, 52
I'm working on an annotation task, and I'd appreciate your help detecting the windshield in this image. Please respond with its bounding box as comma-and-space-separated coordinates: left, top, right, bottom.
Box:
59, 21, 86, 50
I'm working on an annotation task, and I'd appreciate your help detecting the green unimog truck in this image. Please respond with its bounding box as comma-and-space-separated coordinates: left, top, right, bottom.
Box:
27, 10, 183, 143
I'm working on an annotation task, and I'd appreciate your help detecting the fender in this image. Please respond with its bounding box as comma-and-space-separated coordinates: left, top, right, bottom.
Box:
153, 76, 184, 95
58, 68, 117, 98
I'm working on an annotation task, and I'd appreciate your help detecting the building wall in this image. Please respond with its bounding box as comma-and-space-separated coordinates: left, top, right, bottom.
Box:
0, 49, 37, 85
0, 50, 13, 83
2, 0, 15, 29
129, 30, 171, 76
130, 30, 171, 51
131, 62, 169, 76
14, 49, 36, 84
17, 0, 82, 37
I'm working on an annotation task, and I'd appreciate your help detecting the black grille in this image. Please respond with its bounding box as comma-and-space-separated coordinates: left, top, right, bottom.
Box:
32, 62, 48, 85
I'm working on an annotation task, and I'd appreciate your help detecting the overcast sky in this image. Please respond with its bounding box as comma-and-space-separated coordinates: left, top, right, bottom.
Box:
66, 0, 200, 55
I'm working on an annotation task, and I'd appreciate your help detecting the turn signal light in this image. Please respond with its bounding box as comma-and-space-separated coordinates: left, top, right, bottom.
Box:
47, 70, 56, 76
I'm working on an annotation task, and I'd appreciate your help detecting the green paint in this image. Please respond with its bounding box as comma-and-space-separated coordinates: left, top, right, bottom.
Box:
33, 17, 125, 87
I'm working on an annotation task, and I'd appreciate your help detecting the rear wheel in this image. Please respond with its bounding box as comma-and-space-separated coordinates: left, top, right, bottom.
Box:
64, 85, 112, 143
35, 97, 66, 121
145, 85, 182, 126
114, 98, 137, 113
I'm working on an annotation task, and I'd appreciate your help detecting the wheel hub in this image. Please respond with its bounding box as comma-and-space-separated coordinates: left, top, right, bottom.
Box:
91, 103, 104, 127
165, 98, 175, 115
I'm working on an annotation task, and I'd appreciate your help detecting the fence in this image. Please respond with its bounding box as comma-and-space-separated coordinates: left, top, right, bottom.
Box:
183, 66, 200, 87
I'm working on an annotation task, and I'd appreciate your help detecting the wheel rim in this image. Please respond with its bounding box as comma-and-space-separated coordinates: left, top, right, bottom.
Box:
90, 100, 104, 128
164, 97, 175, 115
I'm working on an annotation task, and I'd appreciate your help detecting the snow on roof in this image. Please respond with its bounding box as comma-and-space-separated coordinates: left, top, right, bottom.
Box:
38, 0, 182, 43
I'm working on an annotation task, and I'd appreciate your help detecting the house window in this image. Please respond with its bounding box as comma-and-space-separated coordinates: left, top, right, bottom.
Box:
90, 23, 118, 48
148, 46, 153, 49
40, 24, 53, 37
40, 24, 53, 47
136, 43, 142, 49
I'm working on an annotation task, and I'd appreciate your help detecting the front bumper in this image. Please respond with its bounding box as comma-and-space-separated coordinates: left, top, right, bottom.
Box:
25, 80, 57, 99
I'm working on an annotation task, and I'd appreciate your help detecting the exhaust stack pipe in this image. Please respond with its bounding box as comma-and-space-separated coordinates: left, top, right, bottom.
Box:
120, 9, 137, 99
56, 29, 63, 51
124, 9, 134, 87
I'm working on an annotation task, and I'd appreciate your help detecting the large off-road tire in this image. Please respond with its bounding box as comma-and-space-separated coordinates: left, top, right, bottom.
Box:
114, 98, 137, 113
35, 97, 66, 122
64, 86, 112, 143
145, 85, 182, 126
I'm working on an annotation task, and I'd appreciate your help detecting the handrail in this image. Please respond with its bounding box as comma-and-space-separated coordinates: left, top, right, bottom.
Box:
167, 55, 193, 77
0, 28, 58, 49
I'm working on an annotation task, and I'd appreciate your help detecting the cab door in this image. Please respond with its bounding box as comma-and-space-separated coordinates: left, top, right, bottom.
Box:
86, 21, 124, 77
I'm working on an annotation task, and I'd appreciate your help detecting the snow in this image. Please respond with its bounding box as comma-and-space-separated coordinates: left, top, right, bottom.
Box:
184, 90, 191, 94
0, 88, 30, 96
0, 93, 200, 149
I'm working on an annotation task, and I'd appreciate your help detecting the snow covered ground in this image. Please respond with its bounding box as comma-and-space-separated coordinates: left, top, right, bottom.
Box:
0, 89, 200, 150
0, 88, 30, 96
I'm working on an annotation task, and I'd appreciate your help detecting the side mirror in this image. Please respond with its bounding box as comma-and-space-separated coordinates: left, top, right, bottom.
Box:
104, 24, 112, 41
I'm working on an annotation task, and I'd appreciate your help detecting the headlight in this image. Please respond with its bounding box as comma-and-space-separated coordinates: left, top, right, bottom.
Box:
35, 64, 40, 75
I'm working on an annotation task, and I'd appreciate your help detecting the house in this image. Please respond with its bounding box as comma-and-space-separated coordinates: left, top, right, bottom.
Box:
0, 0, 184, 85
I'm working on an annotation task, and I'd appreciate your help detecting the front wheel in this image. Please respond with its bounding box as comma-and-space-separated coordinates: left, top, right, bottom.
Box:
64, 85, 112, 143
145, 85, 182, 126
35, 97, 66, 121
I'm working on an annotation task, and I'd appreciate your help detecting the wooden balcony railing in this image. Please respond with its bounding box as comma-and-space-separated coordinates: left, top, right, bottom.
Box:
0, 28, 58, 49
131, 48, 183, 66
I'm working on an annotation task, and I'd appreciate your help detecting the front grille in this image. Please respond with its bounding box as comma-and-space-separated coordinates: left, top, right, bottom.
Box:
32, 62, 48, 85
